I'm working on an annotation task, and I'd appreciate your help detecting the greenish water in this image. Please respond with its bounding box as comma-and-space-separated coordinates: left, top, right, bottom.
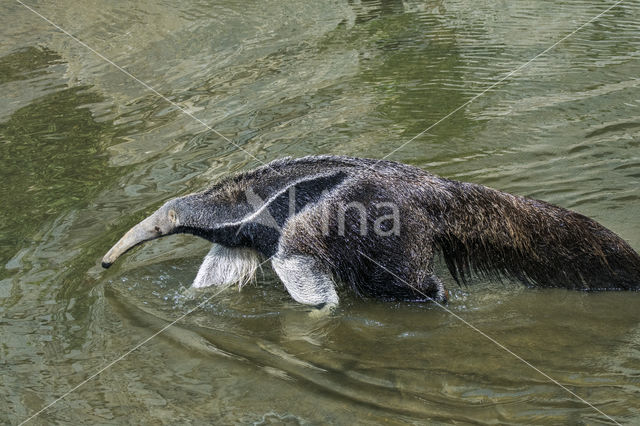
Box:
1, 0, 639, 424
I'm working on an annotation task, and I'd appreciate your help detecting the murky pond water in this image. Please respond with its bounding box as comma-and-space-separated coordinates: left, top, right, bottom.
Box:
2, 0, 639, 424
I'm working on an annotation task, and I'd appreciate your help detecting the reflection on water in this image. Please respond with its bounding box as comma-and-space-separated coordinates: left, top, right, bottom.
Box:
1, 0, 639, 423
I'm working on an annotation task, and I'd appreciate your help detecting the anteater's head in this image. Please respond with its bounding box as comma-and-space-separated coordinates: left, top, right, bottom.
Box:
101, 200, 181, 268
101, 186, 257, 269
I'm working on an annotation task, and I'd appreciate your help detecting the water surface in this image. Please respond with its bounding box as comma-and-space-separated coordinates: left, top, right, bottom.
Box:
1, 0, 639, 424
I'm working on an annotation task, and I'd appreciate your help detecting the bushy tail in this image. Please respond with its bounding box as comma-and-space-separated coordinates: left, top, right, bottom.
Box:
435, 181, 640, 290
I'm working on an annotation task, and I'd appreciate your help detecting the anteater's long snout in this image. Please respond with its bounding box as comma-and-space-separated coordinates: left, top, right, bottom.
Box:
102, 221, 158, 268
102, 208, 176, 268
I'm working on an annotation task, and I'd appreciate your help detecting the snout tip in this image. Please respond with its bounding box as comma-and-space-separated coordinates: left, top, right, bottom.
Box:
101, 260, 112, 269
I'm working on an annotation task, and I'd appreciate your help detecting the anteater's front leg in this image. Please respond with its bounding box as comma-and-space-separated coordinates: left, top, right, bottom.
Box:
192, 244, 260, 289
271, 254, 338, 309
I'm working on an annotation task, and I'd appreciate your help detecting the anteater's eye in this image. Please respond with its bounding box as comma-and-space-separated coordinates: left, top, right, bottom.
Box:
154, 226, 160, 232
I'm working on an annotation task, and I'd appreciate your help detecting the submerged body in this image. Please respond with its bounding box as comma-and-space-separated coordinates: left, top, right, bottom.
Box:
102, 155, 640, 307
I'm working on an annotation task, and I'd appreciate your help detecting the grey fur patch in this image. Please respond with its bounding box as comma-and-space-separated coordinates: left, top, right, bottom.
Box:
271, 254, 338, 307
192, 244, 260, 289
430, 274, 447, 303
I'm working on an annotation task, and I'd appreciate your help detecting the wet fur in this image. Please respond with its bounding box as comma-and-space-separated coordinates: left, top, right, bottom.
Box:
174, 155, 640, 299
192, 244, 260, 289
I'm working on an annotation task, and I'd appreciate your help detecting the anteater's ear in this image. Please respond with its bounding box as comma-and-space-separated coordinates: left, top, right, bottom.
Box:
168, 208, 178, 225
261, 171, 348, 228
